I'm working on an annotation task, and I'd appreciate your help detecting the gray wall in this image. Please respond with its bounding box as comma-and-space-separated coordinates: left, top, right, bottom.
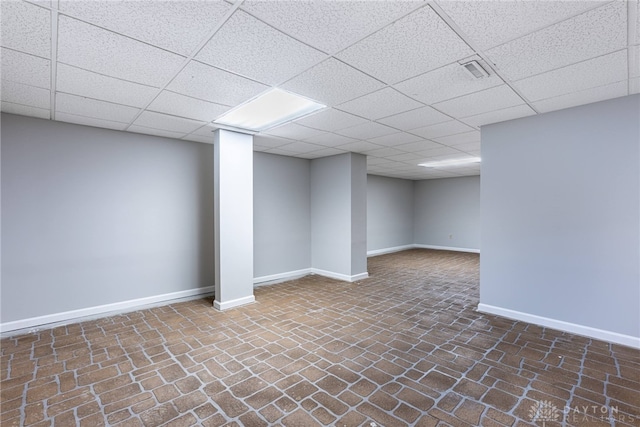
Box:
310, 153, 367, 277
254, 152, 311, 278
414, 176, 480, 250
310, 153, 353, 275
1, 114, 214, 323
349, 153, 367, 275
366, 175, 414, 251
481, 95, 640, 338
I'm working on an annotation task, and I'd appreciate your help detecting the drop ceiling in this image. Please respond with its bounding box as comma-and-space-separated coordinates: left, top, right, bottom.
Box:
1, 0, 638, 180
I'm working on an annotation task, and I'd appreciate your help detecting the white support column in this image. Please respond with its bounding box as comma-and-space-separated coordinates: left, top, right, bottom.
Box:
213, 130, 255, 310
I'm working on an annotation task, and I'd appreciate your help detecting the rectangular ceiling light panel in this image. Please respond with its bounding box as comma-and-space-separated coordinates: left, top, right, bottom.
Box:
214, 88, 325, 132
419, 157, 481, 168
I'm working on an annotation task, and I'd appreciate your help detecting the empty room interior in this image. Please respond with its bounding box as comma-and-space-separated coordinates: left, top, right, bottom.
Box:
1, 0, 639, 426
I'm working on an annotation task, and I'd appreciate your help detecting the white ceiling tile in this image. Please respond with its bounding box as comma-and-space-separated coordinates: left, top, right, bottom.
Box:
335, 141, 383, 154
264, 123, 324, 141
631, 77, 640, 95
128, 125, 187, 140
182, 134, 214, 144
394, 61, 503, 105
460, 105, 536, 128
304, 132, 359, 148
376, 106, 450, 131
281, 58, 385, 106
168, 61, 268, 106
1, 1, 50, 58
1, 101, 49, 119
57, 16, 185, 87
630, 45, 640, 79
298, 147, 347, 159
486, 2, 627, 81
58, 0, 231, 55
365, 147, 407, 158
513, 50, 628, 102
451, 141, 482, 152
294, 108, 368, 132
384, 152, 425, 162
197, 10, 326, 85
437, 1, 606, 50
1, 48, 50, 89
240, 1, 422, 54
394, 140, 442, 153
336, 88, 423, 121
409, 120, 474, 139
55, 111, 127, 131
56, 63, 158, 108
532, 80, 629, 113
1, 80, 49, 109
367, 132, 423, 147
337, 6, 473, 84
132, 111, 205, 134
433, 131, 480, 146
253, 134, 294, 149
335, 121, 397, 140
148, 91, 229, 122
191, 124, 219, 138
367, 157, 397, 165
433, 85, 524, 118
261, 147, 292, 156
56, 93, 140, 123
274, 141, 325, 154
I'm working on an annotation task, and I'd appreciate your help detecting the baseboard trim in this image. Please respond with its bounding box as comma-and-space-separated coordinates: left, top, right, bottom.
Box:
0, 286, 214, 335
254, 268, 312, 286
311, 268, 369, 282
367, 245, 415, 257
414, 244, 480, 254
214, 295, 255, 311
477, 303, 640, 349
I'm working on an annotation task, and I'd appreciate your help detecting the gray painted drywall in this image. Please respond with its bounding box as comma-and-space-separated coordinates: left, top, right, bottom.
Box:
367, 175, 414, 251
1, 114, 214, 323
311, 152, 367, 277
350, 153, 367, 275
311, 154, 352, 275
254, 152, 311, 278
414, 176, 480, 250
481, 95, 640, 338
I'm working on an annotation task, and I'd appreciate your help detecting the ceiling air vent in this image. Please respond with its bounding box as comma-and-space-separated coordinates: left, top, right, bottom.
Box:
461, 60, 489, 79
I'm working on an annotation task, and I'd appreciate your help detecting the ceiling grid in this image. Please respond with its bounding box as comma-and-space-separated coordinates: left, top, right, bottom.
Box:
1, 0, 636, 180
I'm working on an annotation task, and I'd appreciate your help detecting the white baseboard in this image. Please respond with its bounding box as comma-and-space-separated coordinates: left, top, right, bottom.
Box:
414, 244, 480, 254
367, 245, 415, 257
0, 286, 214, 335
214, 295, 255, 310
311, 268, 369, 282
477, 303, 640, 349
254, 268, 312, 286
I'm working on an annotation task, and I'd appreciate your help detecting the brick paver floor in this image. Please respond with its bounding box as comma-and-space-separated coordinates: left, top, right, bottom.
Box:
1, 249, 639, 426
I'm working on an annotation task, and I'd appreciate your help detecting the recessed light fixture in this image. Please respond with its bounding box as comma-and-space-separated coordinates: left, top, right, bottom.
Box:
419, 157, 481, 168
461, 60, 489, 79
214, 88, 325, 133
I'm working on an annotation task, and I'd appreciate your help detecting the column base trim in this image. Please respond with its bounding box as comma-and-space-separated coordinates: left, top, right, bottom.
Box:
477, 303, 640, 349
367, 245, 415, 257
254, 269, 312, 286
214, 295, 255, 311
311, 268, 369, 282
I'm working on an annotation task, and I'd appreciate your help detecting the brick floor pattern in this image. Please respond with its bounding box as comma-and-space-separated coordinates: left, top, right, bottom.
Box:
1, 249, 639, 426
